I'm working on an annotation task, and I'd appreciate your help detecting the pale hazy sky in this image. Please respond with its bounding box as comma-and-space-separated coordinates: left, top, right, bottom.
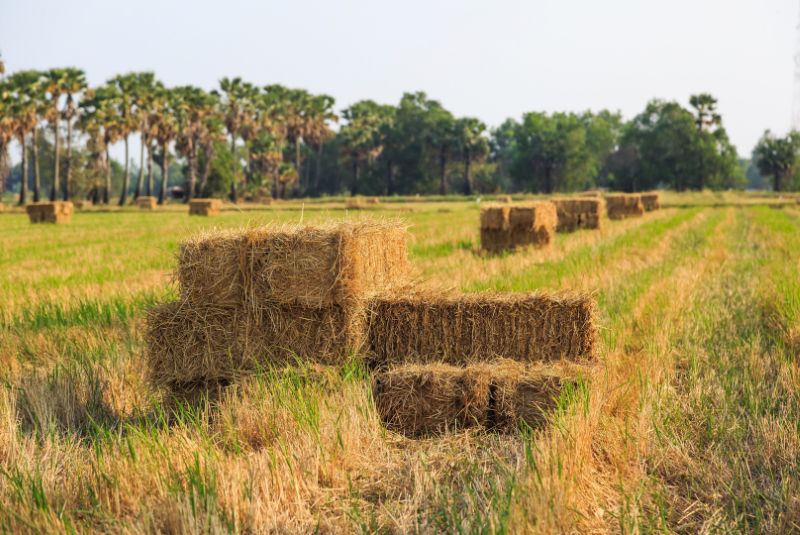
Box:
1, 0, 798, 156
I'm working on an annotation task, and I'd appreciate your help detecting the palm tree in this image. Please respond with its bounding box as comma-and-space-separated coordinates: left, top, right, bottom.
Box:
7, 71, 39, 205
129, 72, 159, 200
303, 94, 337, 195
43, 68, 67, 201
454, 117, 489, 195
108, 73, 138, 205
19, 71, 46, 202
149, 87, 177, 205
218, 77, 256, 202
197, 93, 224, 197
60, 68, 87, 201
0, 82, 12, 199
78, 88, 112, 203
340, 100, 385, 196
174, 86, 218, 201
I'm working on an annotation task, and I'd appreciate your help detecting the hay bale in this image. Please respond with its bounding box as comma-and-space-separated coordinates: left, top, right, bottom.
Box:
479, 204, 510, 230
346, 198, 366, 210
189, 198, 222, 217
146, 301, 367, 388
178, 221, 409, 309
497, 195, 512, 203
137, 196, 158, 209
641, 192, 660, 211
480, 201, 556, 253
366, 197, 381, 205
551, 198, 604, 232
366, 291, 597, 366
372, 361, 583, 437
605, 194, 644, 220
578, 191, 602, 198
25, 202, 73, 224
74, 200, 92, 209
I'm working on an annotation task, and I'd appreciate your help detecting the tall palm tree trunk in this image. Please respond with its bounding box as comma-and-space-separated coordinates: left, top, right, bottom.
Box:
146, 144, 154, 197
17, 136, 27, 206
135, 133, 145, 199
32, 129, 41, 202
158, 141, 169, 205
50, 120, 60, 201
103, 147, 111, 204
64, 118, 73, 200
119, 136, 129, 205
229, 135, 238, 203
186, 147, 196, 202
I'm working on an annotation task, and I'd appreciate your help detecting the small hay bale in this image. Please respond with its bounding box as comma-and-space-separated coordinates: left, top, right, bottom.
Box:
137, 196, 158, 209
372, 360, 584, 437
372, 363, 492, 437
146, 301, 367, 388
551, 198, 604, 232
605, 194, 644, 220
25, 202, 73, 224
367, 291, 598, 366
178, 221, 409, 309
497, 195, 512, 203
641, 192, 660, 211
74, 200, 92, 209
189, 198, 222, 217
480, 201, 556, 253
366, 197, 381, 205
346, 198, 366, 210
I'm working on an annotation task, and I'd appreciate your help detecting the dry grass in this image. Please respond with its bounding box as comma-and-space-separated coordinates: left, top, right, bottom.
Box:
25, 202, 73, 224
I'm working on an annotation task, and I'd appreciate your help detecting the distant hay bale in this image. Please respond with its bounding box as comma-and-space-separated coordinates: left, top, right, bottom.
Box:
366, 197, 381, 204
480, 201, 556, 253
189, 198, 222, 217
137, 196, 157, 209
74, 200, 92, 209
641, 192, 660, 211
178, 221, 409, 309
497, 195, 512, 203
551, 198, 604, 232
145, 301, 367, 388
605, 194, 644, 220
25, 202, 73, 224
372, 361, 583, 437
366, 291, 598, 366
346, 197, 366, 210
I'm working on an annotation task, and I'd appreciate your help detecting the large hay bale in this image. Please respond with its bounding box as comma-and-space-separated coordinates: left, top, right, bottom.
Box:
605, 194, 644, 220
137, 196, 158, 209
372, 361, 583, 436
146, 301, 367, 388
178, 221, 409, 309
480, 204, 510, 230
189, 198, 222, 217
25, 202, 73, 224
480, 201, 556, 253
551, 198, 604, 232
366, 291, 597, 366
641, 192, 660, 211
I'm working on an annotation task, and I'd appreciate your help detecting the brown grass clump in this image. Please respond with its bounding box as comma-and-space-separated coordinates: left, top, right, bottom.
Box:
178, 221, 409, 309
372, 360, 584, 437
25, 202, 74, 224
641, 192, 660, 211
551, 198, 604, 232
605, 193, 644, 220
145, 301, 367, 388
367, 291, 597, 365
480, 201, 556, 253
137, 196, 158, 209
188, 198, 222, 216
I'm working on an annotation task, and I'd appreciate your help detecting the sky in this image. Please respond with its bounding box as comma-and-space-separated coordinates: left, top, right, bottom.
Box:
1, 0, 798, 159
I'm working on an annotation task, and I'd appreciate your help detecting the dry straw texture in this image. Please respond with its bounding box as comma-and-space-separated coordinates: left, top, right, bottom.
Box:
145, 301, 367, 388
497, 195, 513, 203
26, 202, 74, 224
577, 190, 602, 198
551, 198, 604, 232
367, 291, 597, 365
605, 193, 644, 220
178, 221, 409, 309
366, 197, 381, 204
372, 360, 584, 436
345, 198, 366, 209
641, 192, 660, 211
189, 198, 222, 216
480, 204, 511, 230
137, 196, 158, 209
480, 201, 556, 253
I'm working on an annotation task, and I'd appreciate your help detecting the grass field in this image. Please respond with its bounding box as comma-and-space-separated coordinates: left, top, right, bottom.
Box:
0, 193, 799, 533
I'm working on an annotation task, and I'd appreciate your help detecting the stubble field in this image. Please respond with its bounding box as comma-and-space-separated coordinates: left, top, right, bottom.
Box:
0, 192, 799, 533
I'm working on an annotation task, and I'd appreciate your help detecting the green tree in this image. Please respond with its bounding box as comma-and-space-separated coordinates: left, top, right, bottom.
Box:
753, 130, 800, 192
217, 77, 257, 202
454, 117, 488, 195
130, 72, 159, 199
149, 87, 177, 204
108, 73, 139, 204
6, 71, 40, 205
340, 100, 386, 195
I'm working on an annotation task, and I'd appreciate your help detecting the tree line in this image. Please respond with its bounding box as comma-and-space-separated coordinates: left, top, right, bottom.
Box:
0, 65, 795, 205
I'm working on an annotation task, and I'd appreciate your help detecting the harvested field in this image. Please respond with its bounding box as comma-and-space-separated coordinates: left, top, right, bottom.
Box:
137, 196, 158, 209
188, 198, 222, 216
641, 192, 660, 211
372, 361, 584, 437
606, 193, 644, 219
178, 221, 409, 309
551, 197, 604, 232
366, 290, 597, 365
25, 201, 74, 224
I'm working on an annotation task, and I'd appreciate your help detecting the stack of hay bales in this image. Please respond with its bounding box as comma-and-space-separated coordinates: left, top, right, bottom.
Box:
605, 194, 644, 220
480, 201, 556, 253
137, 196, 158, 209
26, 202, 73, 224
641, 192, 660, 211
188, 198, 222, 216
551, 198, 604, 232
146, 221, 409, 389
368, 291, 597, 436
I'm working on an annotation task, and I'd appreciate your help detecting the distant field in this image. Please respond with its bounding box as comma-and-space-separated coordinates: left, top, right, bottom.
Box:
0, 193, 799, 532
